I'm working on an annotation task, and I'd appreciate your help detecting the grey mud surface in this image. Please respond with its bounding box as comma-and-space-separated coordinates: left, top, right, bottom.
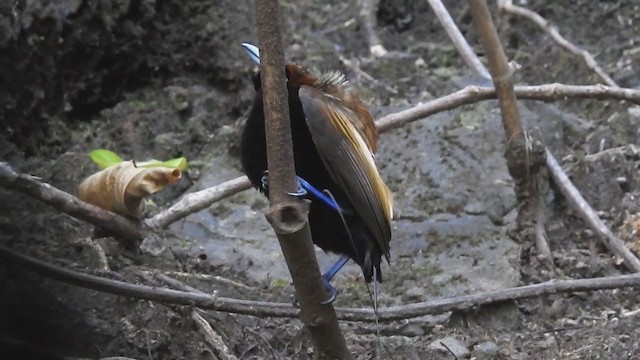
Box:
1, 1, 640, 359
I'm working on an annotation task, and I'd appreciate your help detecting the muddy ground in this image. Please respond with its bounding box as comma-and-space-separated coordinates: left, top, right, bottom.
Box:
1, 0, 640, 359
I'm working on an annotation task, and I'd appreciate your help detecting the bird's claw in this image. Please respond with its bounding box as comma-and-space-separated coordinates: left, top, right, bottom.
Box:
287, 179, 308, 197
260, 172, 309, 198
260, 172, 269, 193
320, 275, 339, 304
291, 274, 339, 307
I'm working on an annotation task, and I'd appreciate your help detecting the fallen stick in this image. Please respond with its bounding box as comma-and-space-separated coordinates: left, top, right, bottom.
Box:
4, 245, 640, 322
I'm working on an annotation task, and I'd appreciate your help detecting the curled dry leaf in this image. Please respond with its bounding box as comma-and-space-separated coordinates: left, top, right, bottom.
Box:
78, 161, 182, 219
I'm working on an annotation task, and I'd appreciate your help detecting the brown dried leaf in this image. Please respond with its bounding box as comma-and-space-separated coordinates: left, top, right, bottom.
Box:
78, 161, 182, 219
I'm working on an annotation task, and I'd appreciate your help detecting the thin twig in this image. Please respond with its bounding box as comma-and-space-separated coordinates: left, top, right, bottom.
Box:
439, 341, 460, 360
150, 270, 257, 292
375, 83, 640, 132
5, 245, 640, 322
137, 271, 237, 360
337, 53, 398, 95
498, 0, 619, 87
245, 328, 280, 360
534, 193, 554, 268
192, 311, 239, 360
527, 131, 554, 269
583, 144, 639, 162
356, 0, 388, 57
0, 162, 144, 241
545, 148, 640, 272
427, 0, 490, 79
146, 176, 251, 229
155, 273, 206, 293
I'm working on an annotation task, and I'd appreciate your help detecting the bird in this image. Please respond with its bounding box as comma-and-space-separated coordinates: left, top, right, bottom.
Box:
239, 43, 393, 304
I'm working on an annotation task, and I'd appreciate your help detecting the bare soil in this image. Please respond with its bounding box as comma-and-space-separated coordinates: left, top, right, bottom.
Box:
1, 0, 640, 359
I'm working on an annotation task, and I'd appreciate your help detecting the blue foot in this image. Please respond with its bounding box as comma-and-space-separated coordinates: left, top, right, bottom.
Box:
320, 273, 339, 304
291, 275, 339, 307
261, 171, 347, 213
260, 171, 308, 197
291, 255, 350, 307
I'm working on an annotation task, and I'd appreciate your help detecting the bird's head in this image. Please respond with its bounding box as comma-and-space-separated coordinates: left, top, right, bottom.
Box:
241, 43, 319, 93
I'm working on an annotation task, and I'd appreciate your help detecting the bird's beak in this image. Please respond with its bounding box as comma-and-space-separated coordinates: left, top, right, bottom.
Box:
241, 43, 261, 65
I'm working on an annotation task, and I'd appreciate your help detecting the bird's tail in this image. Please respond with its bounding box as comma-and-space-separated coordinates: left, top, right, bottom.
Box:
324, 189, 391, 357
365, 269, 394, 359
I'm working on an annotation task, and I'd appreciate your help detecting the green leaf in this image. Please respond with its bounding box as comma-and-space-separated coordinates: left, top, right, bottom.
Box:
90, 149, 124, 169
137, 157, 188, 171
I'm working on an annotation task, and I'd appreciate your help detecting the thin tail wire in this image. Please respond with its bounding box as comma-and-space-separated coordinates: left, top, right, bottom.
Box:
323, 189, 360, 262
323, 189, 394, 359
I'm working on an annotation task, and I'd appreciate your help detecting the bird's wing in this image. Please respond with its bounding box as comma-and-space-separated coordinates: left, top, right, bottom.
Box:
298, 85, 393, 259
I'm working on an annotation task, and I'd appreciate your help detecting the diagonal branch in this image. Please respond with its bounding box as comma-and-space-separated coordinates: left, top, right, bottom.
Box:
427, 0, 490, 79
545, 149, 640, 272
146, 176, 251, 229
498, 0, 619, 87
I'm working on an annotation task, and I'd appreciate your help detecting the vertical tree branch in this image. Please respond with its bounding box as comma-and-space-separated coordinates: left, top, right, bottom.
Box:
469, 1, 547, 250
469, 0, 524, 143
254, 1, 353, 358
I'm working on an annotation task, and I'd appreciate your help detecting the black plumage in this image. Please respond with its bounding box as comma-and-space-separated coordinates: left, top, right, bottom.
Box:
240, 45, 393, 292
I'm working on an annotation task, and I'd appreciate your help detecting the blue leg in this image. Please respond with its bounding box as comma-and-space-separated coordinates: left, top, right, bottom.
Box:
261, 171, 307, 196
320, 255, 350, 304
262, 171, 351, 305
291, 255, 351, 306
261, 172, 346, 213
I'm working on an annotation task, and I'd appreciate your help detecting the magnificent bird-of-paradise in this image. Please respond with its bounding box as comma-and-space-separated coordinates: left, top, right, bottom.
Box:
240, 43, 393, 304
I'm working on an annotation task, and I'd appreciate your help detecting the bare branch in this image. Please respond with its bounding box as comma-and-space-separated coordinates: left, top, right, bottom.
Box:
147, 176, 251, 229
498, 0, 619, 87
469, 0, 524, 142
0, 162, 144, 241
470, 0, 544, 237
376, 84, 640, 132
545, 148, 640, 272
427, 0, 490, 79
5, 245, 640, 323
